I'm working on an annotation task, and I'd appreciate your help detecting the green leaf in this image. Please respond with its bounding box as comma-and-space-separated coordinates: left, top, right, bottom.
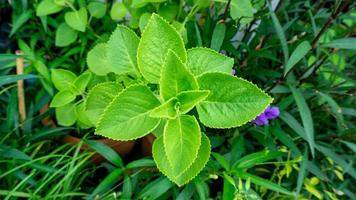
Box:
73, 71, 92, 94
85, 139, 123, 167
36, 0, 63, 16
64, 8, 88, 32
0, 75, 37, 87
164, 115, 201, 174
197, 73, 272, 128
230, 0, 253, 24
110, 2, 127, 20
233, 150, 284, 169
33, 60, 50, 82
107, 25, 140, 75
150, 97, 179, 119
86, 82, 123, 125
96, 85, 161, 140
55, 103, 77, 126
87, 43, 112, 76
50, 90, 76, 107
297, 149, 308, 195
10, 10, 33, 37
186, 47, 233, 76
89, 168, 123, 199
137, 177, 174, 199
131, 0, 167, 8
284, 41, 311, 76
51, 69, 77, 91
289, 85, 315, 157
321, 38, 356, 50
233, 171, 293, 195
87, 2, 107, 19
138, 13, 187, 83
75, 102, 93, 127
211, 22, 226, 51
160, 50, 198, 101
176, 90, 210, 114
153, 133, 211, 186
55, 23, 78, 47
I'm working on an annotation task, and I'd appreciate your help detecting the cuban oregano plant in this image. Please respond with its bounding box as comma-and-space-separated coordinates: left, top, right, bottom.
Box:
84, 14, 272, 186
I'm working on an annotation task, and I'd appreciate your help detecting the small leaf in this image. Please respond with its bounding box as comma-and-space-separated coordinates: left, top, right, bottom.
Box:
75, 102, 92, 127
89, 168, 123, 198
153, 133, 211, 186
96, 85, 161, 140
55, 103, 77, 126
176, 90, 210, 114
87, 2, 107, 19
86, 82, 123, 125
36, 0, 63, 16
10, 10, 33, 37
51, 69, 77, 91
55, 23, 78, 47
160, 50, 198, 101
50, 90, 76, 107
110, 2, 127, 20
164, 115, 201, 174
197, 73, 272, 128
150, 98, 179, 119
284, 41, 311, 76
321, 38, 356, 50
233, 150, 284, 169
186, 47, 233, 76
73, 71, 92, 94
211, 22, 226, 51
138, 13, 187, 83
87, 43, 112, 76
230, 0, 253, 24
64, 8, 88, 32
107, 25, 140, 75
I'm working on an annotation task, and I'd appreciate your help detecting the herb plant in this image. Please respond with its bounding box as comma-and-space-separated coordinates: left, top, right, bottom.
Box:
79, 14, 273, 186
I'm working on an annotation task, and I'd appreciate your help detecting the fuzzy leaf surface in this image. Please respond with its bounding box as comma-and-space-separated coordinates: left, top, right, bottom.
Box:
197, 73, 272, 128
87, 43, 113, 76
177, 90, 210, 114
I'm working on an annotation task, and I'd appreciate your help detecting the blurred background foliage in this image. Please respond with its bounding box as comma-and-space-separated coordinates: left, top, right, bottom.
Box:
0, 0, 355, 199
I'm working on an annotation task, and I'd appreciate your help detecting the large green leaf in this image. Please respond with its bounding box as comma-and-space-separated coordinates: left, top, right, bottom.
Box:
197, 73, 272, 128
176, 90, 210, 114
36, 0, 63, 16
137, 14, 186, 83
51, 69, 76, 91
96, 85, 161, 140
153, 133, 211, 186
55, 23, 78, 47
107, 25, 140, 75
164, 115, 201, 174
186, 48, 233, 76
160, 50, 198, 101
86, 82, 123, 125
87, 43, 113, 76
64, 8, 88, 32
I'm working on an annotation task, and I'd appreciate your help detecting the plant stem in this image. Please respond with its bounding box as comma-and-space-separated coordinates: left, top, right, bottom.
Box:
223, 0, 232, 22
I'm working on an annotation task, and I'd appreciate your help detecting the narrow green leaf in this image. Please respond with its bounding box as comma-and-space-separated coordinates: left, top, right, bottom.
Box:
85, 140, 123, 167
233, 171, 293, 195
163, 115, 201, 175
10, 10, 33, 37
284, 41, 311, 76
289, 86, 315, 157
107, 25, 140, 75
197, 73, 272, 128
212, 153, 230, 171
211, 22, 226, 51
138, 13, 186, 83
150, 97, 179, 119
160, 50, 198, 101
233, 150, 284, 169
321, 38, 356, 50
296, 149, 308, 195
89, 169, 123, 198
223, 173, 236, 200
0, 75, 37, 87
96, 85, 161, 140
186, 47, 233, 76
137, 177, 174, 199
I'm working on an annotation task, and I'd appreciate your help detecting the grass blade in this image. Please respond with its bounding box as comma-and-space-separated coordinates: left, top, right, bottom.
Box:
284, 41, 311, 76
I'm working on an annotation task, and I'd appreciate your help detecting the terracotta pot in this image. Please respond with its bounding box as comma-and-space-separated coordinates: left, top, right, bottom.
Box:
63, 135, 135, 164
141, 134, 156, 156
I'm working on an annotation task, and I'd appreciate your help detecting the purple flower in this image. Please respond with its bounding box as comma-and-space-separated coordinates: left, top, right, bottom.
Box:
231, 69, 236, 75
253, 106, 280, 126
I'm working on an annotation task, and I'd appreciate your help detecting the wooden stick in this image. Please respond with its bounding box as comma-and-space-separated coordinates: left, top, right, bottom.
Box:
16, 50, 26, 126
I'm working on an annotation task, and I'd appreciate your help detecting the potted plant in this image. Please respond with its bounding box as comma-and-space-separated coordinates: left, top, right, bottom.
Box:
79, 13, 272, 186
